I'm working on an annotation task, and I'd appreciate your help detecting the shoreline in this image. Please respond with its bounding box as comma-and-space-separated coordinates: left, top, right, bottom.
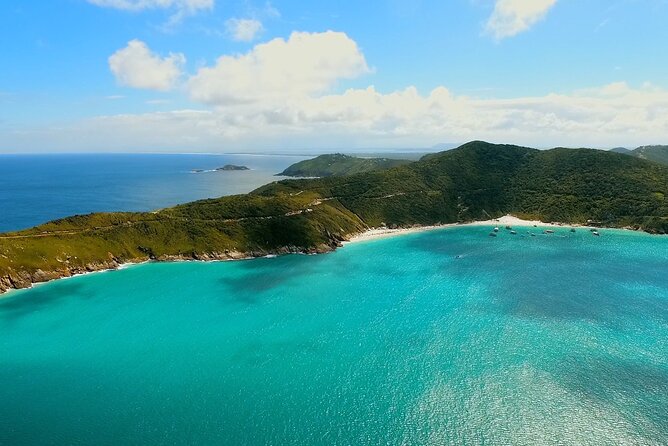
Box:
0, 215, 655, 298
344, 215, 583, 244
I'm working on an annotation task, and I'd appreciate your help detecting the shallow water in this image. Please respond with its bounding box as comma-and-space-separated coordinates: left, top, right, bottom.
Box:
1, 226, 667, 445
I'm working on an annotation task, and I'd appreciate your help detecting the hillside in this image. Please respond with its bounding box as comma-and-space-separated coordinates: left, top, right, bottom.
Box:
633, 145, 668, 165
277, 153, 412, 177
2, 141, 667, 294
609, 145, 668, 165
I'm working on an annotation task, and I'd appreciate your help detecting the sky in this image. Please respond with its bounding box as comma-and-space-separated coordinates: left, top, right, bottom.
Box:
1, 0, 668, 153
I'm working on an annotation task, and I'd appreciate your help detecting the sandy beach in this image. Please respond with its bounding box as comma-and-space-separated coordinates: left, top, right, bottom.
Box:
345, 215, 579, 244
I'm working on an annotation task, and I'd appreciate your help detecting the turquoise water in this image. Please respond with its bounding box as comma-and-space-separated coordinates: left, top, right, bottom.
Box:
1, 226, 667, 445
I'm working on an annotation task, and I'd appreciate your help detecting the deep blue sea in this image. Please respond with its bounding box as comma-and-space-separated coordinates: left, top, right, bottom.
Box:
0, 153, 307, 232
1, 226, 667, 445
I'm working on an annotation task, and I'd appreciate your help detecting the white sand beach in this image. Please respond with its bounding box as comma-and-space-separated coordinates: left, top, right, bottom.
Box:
346, 215, 578, 244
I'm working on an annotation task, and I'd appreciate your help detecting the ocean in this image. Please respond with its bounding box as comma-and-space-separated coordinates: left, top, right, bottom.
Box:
1, 226, 667, 445
0, 153, 308, 233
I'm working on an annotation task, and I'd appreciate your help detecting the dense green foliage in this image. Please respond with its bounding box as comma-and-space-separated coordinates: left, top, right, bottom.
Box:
278, 153, 412, 177
2, 141, 667, 286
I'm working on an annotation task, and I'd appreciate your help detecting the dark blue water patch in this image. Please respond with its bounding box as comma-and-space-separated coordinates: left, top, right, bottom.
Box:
0, 153, 307, 232
0, 281, 95, 321
546, 355, 668, 442
217, 254, 335, 301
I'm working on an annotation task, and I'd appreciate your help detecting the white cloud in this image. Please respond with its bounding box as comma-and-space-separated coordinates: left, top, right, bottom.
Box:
6, 82, 668, 152
225, 18, 264, 42
87, 0, 213, 13
188, 31, 371, 105
87, 0, 213, 26
109, 40, 185, 91
485, 0, 557, 40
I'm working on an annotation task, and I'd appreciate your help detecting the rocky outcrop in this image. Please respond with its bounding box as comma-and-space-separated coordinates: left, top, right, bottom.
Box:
0, 242, 341, 297
0, 258, 142, 296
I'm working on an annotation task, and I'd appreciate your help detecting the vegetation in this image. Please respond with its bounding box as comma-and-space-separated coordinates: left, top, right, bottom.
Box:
2, 141, 667, 292
277, 153, 412, 177
610, 145, 668, 165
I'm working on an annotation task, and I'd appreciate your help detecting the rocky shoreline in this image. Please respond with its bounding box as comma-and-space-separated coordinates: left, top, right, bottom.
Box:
0, 243, 339, 297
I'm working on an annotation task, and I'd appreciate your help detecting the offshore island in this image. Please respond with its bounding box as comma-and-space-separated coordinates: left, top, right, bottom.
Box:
1, 141, 667, 295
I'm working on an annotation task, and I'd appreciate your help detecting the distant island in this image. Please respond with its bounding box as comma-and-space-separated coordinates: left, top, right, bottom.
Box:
1, 141, 667, 294
191, 165, 250, 173
278, 153, 411, 177
217, 165, 250, 171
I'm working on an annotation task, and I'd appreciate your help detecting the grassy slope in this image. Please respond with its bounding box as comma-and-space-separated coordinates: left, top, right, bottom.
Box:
277, 154, 412, 177
1, 141, 667, 290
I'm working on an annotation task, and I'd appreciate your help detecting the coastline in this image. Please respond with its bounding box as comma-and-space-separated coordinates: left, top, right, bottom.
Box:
344, 215, 580, 244
0, 215, 650, 298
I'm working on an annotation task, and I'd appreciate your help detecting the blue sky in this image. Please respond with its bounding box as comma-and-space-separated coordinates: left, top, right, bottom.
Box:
2, 0, 668, 152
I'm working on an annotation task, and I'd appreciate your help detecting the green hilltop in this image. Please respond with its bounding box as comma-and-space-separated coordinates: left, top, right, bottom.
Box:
1, 141, 667, 293
277, 153, 412, 177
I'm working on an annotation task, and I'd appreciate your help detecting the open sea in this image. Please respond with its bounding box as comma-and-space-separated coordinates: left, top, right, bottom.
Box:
1, 226, 667, 445
0, 153, 307, 233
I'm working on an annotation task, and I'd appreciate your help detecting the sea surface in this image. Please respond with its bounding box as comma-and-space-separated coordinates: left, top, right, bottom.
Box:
0, 153, 307, 232
1, 226, 667, 445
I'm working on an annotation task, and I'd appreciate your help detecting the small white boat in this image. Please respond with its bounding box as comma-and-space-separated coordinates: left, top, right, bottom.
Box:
510, 230, 517, 235
592, 231, 600, 236
544, 230, 555, 234
493, 227, 499, 232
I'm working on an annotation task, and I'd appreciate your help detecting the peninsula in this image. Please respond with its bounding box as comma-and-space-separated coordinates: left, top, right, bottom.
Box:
1, 141, 667, 294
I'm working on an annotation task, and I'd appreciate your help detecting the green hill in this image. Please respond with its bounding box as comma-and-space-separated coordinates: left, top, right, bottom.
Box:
609, 145, 668, 165
2, 141, 667, 294
277, 153, 412, 177
633, 145, 668, 165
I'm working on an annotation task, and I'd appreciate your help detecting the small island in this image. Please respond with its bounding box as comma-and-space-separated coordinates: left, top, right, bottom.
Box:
191, 165, 250, 173
216, 165, 250, 171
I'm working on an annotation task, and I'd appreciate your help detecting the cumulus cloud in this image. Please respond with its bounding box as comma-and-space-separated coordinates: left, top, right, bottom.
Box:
188, 31, 371, 105
225, 18, 264, 42
486, 0, 557, 40
109, 40, 185, 91
6, 82, 668, 152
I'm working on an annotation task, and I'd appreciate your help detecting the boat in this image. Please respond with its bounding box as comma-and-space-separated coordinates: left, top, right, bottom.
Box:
544, 230, 555, 234
493, 227, 499, 232
592, 231, 600, 236
510, 230, 517, 235
530, 233, 536, 237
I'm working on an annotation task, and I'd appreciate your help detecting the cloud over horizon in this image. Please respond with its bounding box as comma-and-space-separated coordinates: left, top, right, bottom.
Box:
6, 81, 667, 152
